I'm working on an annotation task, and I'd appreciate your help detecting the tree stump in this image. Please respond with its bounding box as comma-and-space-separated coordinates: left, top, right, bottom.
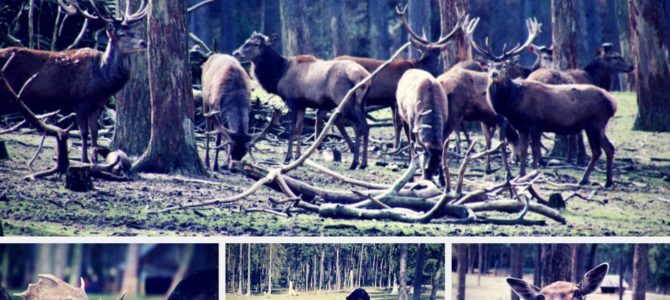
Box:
548, 193, 566, 210
0, 141, 8, 160
65, 166, 93, 192
0, 220, 4, 236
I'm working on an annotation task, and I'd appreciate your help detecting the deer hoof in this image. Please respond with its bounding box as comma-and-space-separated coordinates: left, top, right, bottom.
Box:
349, 162, 358, 170
578, 178, 590, 186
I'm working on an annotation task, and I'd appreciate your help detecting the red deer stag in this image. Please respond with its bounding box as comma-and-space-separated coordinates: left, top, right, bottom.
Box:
0, 0, 147, 163
397, 69, 450, 189
336, 5, 464, 151
201, 54, 275, 170
233, 32, 371, 170
507, 263, 609, 300
465, 17, 616, 187
528, 43, 632, 164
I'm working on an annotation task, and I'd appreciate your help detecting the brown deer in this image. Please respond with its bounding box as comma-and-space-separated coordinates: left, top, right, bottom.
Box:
201, 54, 275, 170
233, 32, 371, 170
336, 5, 464, 151
465, 17, 617, 187
528, 43, 632, 164
0, 0, 147, 163
507, 263, 609, 300
15, 274, 125, 300
397, 69, 450, 189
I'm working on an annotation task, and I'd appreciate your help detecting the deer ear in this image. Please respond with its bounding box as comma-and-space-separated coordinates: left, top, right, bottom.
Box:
579, 263, 609, 295
506, 277, 541, 300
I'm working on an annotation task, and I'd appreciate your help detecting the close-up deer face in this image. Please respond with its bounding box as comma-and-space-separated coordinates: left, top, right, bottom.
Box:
507, 263, 609, 300
529, 44, 553, 68
488, 60, 510, 83
233, 32, 272, 62
596, 44, 633, 73
109, 23, 147, 54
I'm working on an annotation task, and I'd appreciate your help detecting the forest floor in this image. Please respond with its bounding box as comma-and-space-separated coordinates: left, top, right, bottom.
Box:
1, 92, 669, 236
452, 273, 670, 300
225, 286, 444, 300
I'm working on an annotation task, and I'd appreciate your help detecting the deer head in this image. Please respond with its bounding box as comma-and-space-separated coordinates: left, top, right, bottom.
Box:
232, 32, 277, 62
216, 109, 279, 161
507, 263, 609, 300
58, 0, 148, 54
528, 44, 553, 68
592, 43, 633, 73
396, 4, 467, 76
15, 274, 127, 300
463, 16, 541, 83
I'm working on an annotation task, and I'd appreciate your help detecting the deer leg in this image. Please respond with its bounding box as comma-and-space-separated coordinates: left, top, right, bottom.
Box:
213, 132, 222, 171
566, 134, 576, 164
518, 132, 530, 177
284, 108, 298, 163
204, 118, 211, 169
530, 129, 544, 168
87, 107, 102, 163
315, 109, 326, 150
391, 104, 403, 151
441, 139, 451, 192
577, 131, 589, 166
75, 113, 90, 163
579, 129, 602, 186
481, 123, 493, 174
334, 123, 355, 153
462, 123, 471, 145
294, 108, 306, 159
601, 132, 615, 187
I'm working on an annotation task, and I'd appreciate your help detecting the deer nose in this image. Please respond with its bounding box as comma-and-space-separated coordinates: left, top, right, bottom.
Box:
232, 49, 243, 59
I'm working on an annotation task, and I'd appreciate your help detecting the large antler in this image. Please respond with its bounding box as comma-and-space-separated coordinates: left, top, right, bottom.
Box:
433, 8, 468, 46
58, 0, 113, 23
464, 16, 541, 62
15, 274, 88, 300
121, 0, 149, 25
396, 4, 430, 46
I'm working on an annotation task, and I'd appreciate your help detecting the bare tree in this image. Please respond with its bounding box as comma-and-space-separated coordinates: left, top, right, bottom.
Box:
571, 245, 586, 284
510, 244, 524, 300
541, 244, 571, 286
413, 244, 425, 300
628, 0, 670, 131
398, 244, 409, 300
439, 0, 470, 69
408, 0, 431, 58
330, 0, 348, 56
456, 245, 467, 300
131, 0, 206, 175
280, 0, 312, 56
632, 244, 649, 300
368, 0, 390, 58
121, 244, 140, 296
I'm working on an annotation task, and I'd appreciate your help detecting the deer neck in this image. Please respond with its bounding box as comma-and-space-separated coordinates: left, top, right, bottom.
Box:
99, 41, 131, 91
530, 52, 541, 71
252, 47, 289, 95
488, 76, 522, 116
221, 98, 250, 134
583, 60, 611, 90
415, 54, 440, 77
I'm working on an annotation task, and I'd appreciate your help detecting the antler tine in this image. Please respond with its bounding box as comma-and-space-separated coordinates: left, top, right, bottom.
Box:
123, 0, 148, 24
396, 4, 430, 45
503, 17, 541, 58
434, 11, 468, 46
462, 16, 495, 60
57, 0, 101, 21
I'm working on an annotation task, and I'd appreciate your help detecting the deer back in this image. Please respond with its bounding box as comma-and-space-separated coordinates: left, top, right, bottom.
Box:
201, 54, 251, 135
397, 69, 447, 150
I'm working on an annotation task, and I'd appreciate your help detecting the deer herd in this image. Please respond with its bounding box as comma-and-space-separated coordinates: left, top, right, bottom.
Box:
0, 0, 634, 189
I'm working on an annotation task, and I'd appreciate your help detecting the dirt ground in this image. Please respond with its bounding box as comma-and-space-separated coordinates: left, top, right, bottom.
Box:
452, 273, 670, 300
0, 92, 669, 236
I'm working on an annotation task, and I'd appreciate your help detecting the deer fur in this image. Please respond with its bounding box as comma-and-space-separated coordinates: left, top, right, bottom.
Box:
397, 69, 450, 188
0, 0, 147, 163
507, 263, 609, 300
201, 54, 273, 170
346, 288, 370, 300
233, 32, 371, 169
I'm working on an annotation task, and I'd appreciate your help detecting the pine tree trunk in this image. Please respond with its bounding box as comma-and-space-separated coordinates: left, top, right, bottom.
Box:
336, 247, 341, 291
510, 244, 524, 300
632, 244, 649, 300
238, 244, 243, 295
368, 0, 390, 58
329, 0, 348, 57
112, 0, 150, 156
262, 0, 282, 52
439, 0, 470, 70
167, 244, 194, 295
550, 0, 578, 157
68, 244, 82, 287
570, 245, 586, 283
398, 244, 409, 300
533, 245, 542, 287
413, 244, 425, 300
629, 0, 670, 131
132, 0, 206, 176
247, 244, 251, 296
121, 244, 140, 296
456, 244, 467, 300
408, 0, 431, 59
280, 0, 312, 56
268, 244, 273, 295
430, 252, 443, 300
541, 244, 571, 286
319, 247, 325, 291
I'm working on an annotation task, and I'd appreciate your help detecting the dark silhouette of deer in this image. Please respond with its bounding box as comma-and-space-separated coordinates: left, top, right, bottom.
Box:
233, 32, 371, 169
201, 54, 275, 170
466, 17, 617, 187
336, 5, 465, 150
507, 263, 609, 300
0, 0, 147, 163
346, 288, 370, 300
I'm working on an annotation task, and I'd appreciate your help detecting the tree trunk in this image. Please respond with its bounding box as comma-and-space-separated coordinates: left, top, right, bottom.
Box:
430, 252, 443, 300
267, 244, 273, 295
36, 245, 52, 277
52, 244, 68, 279
336, 246, 341, 291
632, 244, 649, 300
510, 244, 524, 300
533, 245, 542, 287
280, 0, 312, 56
121, 244, 140, 296
68, 244, 82, 287
238, 244, 243, 295
439, 0, 470, 70
131, 0, 206, 176
329, 0, 348, 57
541, 244, 571, 286
413, 244, 425, 300
550, 0, 578, 157
247, 244, 251, 296
319, 247, 325, 291
629, 0, 670, 131
398, 244, 409, 300
599, 0, 623, 90
167, 244, 194, 296
112, 0, 151, 156
262, 0, 282, 52
570, 245, 586, 284
358, 245, 365, 287
456, 244, 467, 300
408, 0, 431, 58
586, 244, 599, 271
477, 244, 483, 285
368, 0, 390, 58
